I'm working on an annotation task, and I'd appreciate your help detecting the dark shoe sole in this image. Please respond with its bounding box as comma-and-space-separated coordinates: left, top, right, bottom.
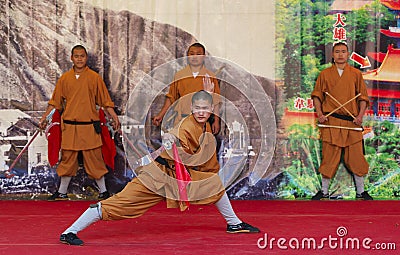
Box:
60, 240, 83, 246
60, 234, 84, 246
227, 229, 258, 234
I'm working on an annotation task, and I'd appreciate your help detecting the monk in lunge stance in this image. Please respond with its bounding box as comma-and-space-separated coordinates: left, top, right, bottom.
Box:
60, 91, 259, 245
39, 45, 120, 201
311, 42, 372, 200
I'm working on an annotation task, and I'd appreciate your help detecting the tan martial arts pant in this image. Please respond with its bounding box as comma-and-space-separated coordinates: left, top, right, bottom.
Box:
100, 163, 225, 221
56, 147, 108, 179
318, 141, 369, 179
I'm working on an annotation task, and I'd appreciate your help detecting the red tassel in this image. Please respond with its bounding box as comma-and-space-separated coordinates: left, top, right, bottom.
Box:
99, 109, 116, 170
47, 110, 61, 166
172, 143, 191, 207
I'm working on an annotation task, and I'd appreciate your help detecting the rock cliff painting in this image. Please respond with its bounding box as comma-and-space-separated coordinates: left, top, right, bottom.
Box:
0, 0, 280, 199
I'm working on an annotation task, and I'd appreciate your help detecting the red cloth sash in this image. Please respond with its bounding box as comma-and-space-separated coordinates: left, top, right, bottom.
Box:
172, 143, 191, 207
99, 108, 116, 170
46, 109, 116, 170
46, 110, 61, 166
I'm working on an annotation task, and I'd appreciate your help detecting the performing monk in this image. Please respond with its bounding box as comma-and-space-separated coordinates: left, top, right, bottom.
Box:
59, 90, 259, 246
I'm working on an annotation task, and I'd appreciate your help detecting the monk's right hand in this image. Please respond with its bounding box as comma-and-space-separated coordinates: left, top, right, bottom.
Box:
152, 115, 162, 126
162, 133, 176, 150
39, 118, 48, 130
202, 74, 214, 93
317, 114, 328, 123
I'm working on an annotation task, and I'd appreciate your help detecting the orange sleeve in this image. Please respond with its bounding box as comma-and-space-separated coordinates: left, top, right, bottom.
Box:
95, 74, 114, 108
48, 75, 65, 111
166, 77, 179, 103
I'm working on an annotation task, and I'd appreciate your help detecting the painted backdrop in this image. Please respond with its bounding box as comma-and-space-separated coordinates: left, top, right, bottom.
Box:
0, 0, 399, 200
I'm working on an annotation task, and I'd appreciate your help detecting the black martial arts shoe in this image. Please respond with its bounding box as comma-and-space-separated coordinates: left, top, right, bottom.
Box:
60, 232, 84, 246
47, 191, 69, 201
311, 191, 329, 200
227, 222, 260, 233
356, 191, 373, 200
98, 191, 110, 200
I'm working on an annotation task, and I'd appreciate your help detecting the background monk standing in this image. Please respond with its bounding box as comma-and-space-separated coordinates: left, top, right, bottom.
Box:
152, 42, 221, 134
311, 42, 373, 201
39, 45, 120, 201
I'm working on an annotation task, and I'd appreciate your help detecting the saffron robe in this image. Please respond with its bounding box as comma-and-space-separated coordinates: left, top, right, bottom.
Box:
165, 65, 221, 124
311, 63, 369, 147
311, 63, 370, 178
48, 66, 115, 178
101, 115, 224, 220
49, 66, 115, 150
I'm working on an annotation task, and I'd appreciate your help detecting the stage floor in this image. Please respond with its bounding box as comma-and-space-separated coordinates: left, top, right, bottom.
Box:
0, 200, 398, 255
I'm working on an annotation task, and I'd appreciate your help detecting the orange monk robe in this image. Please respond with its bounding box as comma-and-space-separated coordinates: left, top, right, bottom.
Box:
100, 115, 224, 220
162, 115, 220, 173
311, 63, 369, 148
48, 66, 115, 151
138, 115, 223, 210
166, 65, 221, 123
311, 63, 370, 178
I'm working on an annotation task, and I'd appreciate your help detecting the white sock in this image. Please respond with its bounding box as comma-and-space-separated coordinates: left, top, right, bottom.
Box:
322, 177, 330, 195
62, 203, 102, 235
95, 176, 107, 193
354, 175, 365, 194
215, 193, 242, 225
58, 176, 72, 194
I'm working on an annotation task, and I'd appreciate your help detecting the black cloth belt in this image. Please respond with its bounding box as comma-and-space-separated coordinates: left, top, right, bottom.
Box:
324, 113, 354, 121
155, 156, 170, 167
63, 119, 102, 134
63, 119, 95, 125
155, 156, 193, 174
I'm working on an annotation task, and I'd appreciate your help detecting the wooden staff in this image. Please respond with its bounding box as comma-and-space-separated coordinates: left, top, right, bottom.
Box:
8, 129, 41, 174
325, 93, 361, 118
317, 124, 363, 131
325, 92, 356, 119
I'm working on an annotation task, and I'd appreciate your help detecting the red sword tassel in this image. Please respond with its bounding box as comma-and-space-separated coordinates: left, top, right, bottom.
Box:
172, 143, 191, 208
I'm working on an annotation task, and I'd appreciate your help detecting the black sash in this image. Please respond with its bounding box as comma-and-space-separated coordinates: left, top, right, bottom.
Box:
63, 119, 93, 125
63, 119, 102, 134
324, 113, 354, 121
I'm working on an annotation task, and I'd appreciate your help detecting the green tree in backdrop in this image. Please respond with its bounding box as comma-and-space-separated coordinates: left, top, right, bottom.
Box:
276, 0, 398, 199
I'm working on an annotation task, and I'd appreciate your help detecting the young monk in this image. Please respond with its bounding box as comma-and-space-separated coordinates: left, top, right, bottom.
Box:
311, 42, 372, 201
60, 90, 259, 245
39, 45, 119, 201
152, 42, 221, 134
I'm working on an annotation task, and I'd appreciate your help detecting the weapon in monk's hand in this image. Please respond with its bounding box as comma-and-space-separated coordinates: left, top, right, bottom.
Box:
324, 92, 356, 119
318, 93, 363, 132
317, 124, 363, 131
324, 93, 361, 118
7, 109, 56, 177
